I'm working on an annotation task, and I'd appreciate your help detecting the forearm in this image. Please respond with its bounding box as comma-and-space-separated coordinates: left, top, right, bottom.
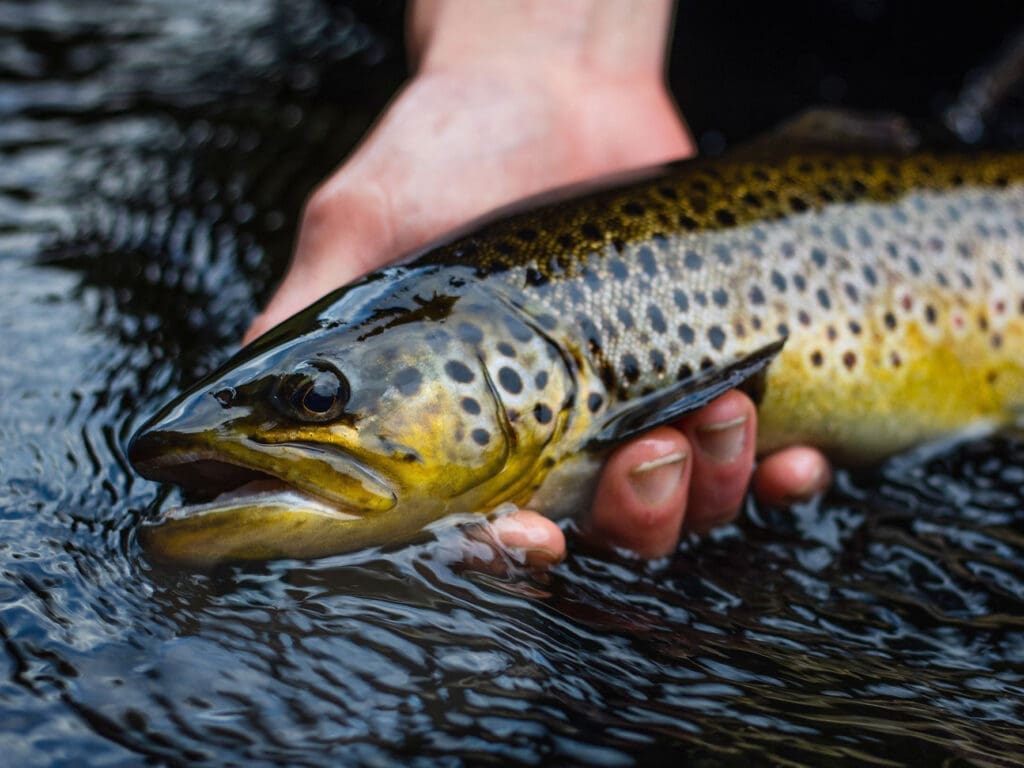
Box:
409, 0, 676, 83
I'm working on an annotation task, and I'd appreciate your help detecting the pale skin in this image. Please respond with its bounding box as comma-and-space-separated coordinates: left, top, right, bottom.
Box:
243, 0, 831, 565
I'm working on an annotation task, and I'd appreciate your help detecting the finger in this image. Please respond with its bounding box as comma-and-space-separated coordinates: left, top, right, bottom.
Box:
676, 390, 757, 533
584, 427, 692, 558
753, 446, 831, 506
488, 510, 566, 568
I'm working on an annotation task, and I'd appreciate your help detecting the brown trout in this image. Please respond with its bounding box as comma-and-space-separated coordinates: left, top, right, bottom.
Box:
128, 117, 1024, 564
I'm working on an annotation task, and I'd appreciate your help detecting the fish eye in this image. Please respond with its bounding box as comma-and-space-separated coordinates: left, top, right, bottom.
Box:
277, 361, 349, 422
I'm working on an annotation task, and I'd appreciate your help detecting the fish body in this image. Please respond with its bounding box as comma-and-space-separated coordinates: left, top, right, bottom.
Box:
129, 138, 1024, 564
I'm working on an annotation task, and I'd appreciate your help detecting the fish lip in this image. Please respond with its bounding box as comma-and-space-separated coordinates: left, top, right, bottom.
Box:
133, 441, 393, 517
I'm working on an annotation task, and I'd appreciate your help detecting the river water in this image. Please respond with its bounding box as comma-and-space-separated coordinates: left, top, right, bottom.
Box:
1, 1, 1023, 765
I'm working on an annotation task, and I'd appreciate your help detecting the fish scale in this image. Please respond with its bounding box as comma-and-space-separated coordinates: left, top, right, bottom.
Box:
129, 143, 1024, 563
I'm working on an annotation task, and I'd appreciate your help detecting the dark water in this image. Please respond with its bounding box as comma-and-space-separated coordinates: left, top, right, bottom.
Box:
2, 1, 1024, 764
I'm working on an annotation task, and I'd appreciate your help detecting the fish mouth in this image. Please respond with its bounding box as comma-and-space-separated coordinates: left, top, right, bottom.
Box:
131, 443, 400, 565
131, 439, 398, 519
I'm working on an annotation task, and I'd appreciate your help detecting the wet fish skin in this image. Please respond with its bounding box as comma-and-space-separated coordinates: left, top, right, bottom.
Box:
129, 145, 1024, 563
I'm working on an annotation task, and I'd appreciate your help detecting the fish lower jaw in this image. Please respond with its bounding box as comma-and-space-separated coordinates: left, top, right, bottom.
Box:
158, 479, 365, 522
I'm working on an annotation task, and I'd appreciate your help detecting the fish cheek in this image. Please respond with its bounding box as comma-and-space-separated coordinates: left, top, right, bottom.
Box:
358, 378, 509, 499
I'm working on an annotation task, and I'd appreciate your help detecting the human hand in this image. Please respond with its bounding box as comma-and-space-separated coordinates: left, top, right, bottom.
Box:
243, 0, 831, 566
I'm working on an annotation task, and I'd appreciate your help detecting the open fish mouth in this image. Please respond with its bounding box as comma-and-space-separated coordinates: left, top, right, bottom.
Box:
134, 453, 380, 565
130, 443, 400, 564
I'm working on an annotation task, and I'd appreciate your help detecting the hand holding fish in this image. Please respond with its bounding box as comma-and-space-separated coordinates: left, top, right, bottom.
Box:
241, 0, 831, 564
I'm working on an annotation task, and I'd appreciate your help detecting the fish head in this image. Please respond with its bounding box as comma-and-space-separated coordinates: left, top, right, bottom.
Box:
128, 271, 577, 563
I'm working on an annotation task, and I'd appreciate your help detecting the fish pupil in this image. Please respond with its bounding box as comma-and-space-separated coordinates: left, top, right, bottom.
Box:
281, 362, 348, 420
300, 379, 336, 413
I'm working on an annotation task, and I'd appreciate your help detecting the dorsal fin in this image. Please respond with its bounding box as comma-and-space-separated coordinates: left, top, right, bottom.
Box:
737, 108, 920, 157
586, 339, 785, 450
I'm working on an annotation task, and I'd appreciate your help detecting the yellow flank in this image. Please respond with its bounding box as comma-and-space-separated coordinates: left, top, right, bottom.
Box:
758, 294, 1024, 463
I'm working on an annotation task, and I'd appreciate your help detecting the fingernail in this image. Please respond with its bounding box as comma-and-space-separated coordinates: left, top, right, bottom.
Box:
628, 451, 687, 506
696, 415, 748, 464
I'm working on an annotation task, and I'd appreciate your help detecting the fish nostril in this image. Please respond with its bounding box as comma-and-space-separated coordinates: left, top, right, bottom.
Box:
212, 387, 235, 407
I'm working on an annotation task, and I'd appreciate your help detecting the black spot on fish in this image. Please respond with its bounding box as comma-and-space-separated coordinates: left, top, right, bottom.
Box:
649, 348, 666, 373
647, 305, 667, 334
711, 288, 729, 308
843, 351, 857, 370
684, 250, 703, 271
609, 259, 629, 280
637, 246, 658, 277
504, 315, 533, 342
425, 329, 451, 353
457, 322, 483, 345
830, 226, 849, 249
749, 286, 765, 305
498, 366, 523, 394
583, 266, 602, 290
715, 209, 737, 226
771, 270, 787, 293
621, 353, 640, 383
856, 226, 873, 247
580, 222, 602, 240
600, 363, 616, 390
883, 312, 897, 330
535, 371, 548, 390
817, 288, 831, 310
659, 186, 678, 200
789, 196, 809, 212
714, 244, 733, 265
587, 392, 603, 412
673, 289, 689, 311
844, 283, 859, 303
798, 310, 811, 326
461, 397, 481, 415
617, 306, 635, 329
827, 325, 838, 341
471, 428, 490, 446
862, 265, 878, 286
496, 341, 516, 358
394, 367, 422, 396
811, 248, 827, 268
445, 360, 474, 384
708, 326, 726, 351
810, 350, 823, 367
742, 192, 762, 208
676, 364, 693, 381
777, 323, 790, 337
793, 274, 806, 292
495, 241, 517, 256
890, 351, 902, 367
700, 357, 715, 371
623, 201, 645, 216
533, 403, 553, 424
925, 304, 937, 324
515, 228, 537, 242
678, 214, 698, 230
537, 314, 558, 331
525, 267, 548, 287
848, 320, 862, 335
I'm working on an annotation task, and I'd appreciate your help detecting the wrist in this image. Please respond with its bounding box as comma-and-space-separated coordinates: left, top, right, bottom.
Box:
409, 0, 675, 86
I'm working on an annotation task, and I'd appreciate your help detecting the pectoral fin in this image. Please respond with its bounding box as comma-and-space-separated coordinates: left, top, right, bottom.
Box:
586, 339, 785, 450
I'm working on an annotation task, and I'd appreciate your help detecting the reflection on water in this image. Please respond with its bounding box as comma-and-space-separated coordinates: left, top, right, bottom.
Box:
1, 1, 1023, 764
